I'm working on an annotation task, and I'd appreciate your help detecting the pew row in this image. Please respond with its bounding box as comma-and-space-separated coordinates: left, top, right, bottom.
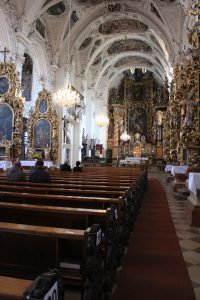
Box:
0, 276, 32, 300
0, 222, 103, 300
0, 202, 119, 288
0, 269, 63, 300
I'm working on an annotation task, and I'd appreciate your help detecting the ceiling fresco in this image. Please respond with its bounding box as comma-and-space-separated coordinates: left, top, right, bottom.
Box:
114, 57, 154, 69
99, 19, 148, 35
47, 1, 65, 15
107, 39, 152, 55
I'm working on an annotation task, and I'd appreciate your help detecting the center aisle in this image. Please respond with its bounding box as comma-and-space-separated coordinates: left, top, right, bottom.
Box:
112, 178, 196, 300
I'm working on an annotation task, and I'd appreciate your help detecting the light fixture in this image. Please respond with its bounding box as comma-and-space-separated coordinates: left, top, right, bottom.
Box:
120, 130, 130, 142
130, 68, 135, 74
53, 82, 81, 108
96, 102, 109, 127
96, 113, 109, 127
142, 67, 147, 73
120, 71, 130, 142
130, 67, 147, 75
53, 0, 83, 109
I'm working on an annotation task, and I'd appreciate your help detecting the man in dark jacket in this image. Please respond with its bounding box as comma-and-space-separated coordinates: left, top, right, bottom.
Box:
29, 159, 51, 183
60, 160, 71, 171
7, 161, 26, 182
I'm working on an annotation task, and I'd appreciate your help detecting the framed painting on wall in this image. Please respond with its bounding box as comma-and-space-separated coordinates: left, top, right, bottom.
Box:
0, 76, 10, 95
128, 107, 147, 137
33, 118, 51, 148
0, 103, 13, 141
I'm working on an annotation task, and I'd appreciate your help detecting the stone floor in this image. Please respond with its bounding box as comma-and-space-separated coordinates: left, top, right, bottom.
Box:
149, 167, 200, 300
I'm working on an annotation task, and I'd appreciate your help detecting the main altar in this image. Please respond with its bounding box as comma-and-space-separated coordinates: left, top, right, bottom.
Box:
107, 69, 167, 161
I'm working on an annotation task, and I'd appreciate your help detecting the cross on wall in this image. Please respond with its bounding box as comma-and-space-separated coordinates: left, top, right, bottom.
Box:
0, 47, 10, 63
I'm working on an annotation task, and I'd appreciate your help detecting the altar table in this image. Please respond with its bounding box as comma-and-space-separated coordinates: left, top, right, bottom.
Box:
187, 173, 200, 196
165, 165, 172, 172
0, 161, 12, 171
171, 166, 188, 177
20, 160, 53, 168
119, 157, 148, 166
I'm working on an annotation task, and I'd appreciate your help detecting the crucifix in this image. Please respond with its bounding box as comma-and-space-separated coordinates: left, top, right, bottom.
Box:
62, 115, 69, 143
0, 47, 10, 63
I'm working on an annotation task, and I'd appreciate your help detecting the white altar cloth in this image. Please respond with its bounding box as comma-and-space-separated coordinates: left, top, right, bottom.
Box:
20, 160, 53, 168
188, 173, 200, 196
165, 165, 172, 172
171, 166, 188, 177
119, 157, 148, 165
0, 161, 12, 171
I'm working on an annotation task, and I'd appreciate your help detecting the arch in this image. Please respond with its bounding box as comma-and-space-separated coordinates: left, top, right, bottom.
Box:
0, 5, 16, 59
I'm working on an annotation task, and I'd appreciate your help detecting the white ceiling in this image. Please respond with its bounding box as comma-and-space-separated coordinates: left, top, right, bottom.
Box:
9, 0, 192, 96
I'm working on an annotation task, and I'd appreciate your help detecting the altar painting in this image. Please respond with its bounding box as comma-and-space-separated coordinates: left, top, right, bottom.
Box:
33, 118, 51, 148
0, 103, 13, 141
129, 108, 147, 137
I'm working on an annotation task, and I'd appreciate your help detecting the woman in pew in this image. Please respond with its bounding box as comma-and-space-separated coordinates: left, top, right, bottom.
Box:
29, 159, 51, 183
6, 161, 26, 182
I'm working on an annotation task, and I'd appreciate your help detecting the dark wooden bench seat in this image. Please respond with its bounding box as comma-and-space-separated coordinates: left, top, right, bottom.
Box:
0, 190, 123, 208
0, 276, 32, 300
0, 201, 111, 228
0, 178, 132, 189
0, 201, 120, 290
0, 183, 127, 198
0, 167, 147, 299
0, 221, 103, 298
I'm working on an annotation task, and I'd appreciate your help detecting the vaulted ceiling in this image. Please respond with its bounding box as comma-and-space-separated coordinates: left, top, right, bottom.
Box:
11, 0, 190, 97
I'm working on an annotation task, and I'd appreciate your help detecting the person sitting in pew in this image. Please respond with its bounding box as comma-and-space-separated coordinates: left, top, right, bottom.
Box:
29, 159, 51, 183
6, 161, 26, 182
73, 160, 82, 172
60, 160, 72, 171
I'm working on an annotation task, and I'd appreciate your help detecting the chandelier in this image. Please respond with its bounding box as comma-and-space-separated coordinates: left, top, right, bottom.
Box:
120, 130, 130, 142
53, 81, 81, 108
120, 71, 130, 142
130, 67, 147, 75
96, 113, 109, 127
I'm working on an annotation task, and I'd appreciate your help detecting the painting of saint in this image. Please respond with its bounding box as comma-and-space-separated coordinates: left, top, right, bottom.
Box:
33, 118, 51, 148
39, 100, 48, 113
129, 108, 147, 137
0, 76, 9, 95
0, 103, 13, 141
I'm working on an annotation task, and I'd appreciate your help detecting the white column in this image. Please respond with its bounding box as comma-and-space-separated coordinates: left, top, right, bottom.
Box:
72, 121, 81, 167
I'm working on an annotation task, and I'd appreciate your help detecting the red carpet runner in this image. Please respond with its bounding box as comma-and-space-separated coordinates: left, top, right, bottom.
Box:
113, 178, 196, 300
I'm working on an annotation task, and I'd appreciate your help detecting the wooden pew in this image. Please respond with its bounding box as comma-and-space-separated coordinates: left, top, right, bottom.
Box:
0, 221, 103, 299
0, 270, 63, 300
0, 167, 147, 298
0, 178, 132, 189
0, 169, 148, 235
0, 183, 126, 198
0, 276, 32, 300
0, 201, 119, 295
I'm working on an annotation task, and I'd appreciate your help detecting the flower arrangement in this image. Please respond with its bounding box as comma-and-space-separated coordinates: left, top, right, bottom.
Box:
32, 153, 42, 159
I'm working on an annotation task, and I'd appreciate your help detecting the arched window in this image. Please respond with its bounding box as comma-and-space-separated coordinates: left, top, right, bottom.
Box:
21, 53, 33, 102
